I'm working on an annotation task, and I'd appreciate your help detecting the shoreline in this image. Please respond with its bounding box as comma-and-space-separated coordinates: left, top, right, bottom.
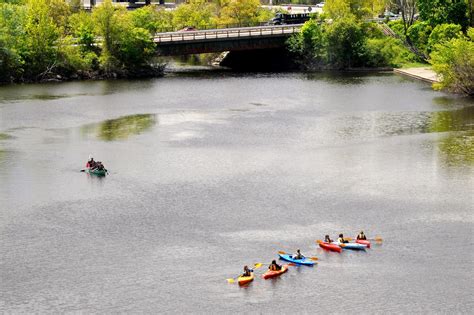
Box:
393, 67, 440, 83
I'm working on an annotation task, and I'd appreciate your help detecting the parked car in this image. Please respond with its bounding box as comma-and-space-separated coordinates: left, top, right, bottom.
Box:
179, 26, 197, 32
379, 11, 400, 20
316, 2, 325, 8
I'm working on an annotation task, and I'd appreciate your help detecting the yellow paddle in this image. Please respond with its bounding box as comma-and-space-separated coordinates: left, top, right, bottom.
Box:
255, 262, 296, 267
278, 250, 318, 261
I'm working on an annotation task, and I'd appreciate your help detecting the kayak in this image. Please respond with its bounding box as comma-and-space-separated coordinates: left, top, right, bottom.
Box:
356, 239, 371, 248
319, 242, 342, 253
237, 272, 254, 286
278, 254, 315, 266
262, 264, 288, 280
336, 242, 367, 250
86, 168, 107, 176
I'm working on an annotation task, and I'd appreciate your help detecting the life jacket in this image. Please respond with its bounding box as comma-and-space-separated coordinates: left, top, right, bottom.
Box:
357, 233, 366, 240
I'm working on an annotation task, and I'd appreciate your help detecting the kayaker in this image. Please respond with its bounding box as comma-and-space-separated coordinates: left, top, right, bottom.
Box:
242, 265, 253, 277
324, 235, 334, 243
95, 161, 105, 171
357, 231, 367, 240
268, 260, 282, 271
293, 249, 304, 260
338, 234, 349, 243
86, 155, 97, 169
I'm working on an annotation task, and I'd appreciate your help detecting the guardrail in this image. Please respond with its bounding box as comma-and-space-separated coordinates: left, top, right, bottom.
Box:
153, 24, 303, 43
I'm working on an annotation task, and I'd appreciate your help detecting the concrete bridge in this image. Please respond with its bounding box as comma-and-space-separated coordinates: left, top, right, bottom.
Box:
154, 24, 303, 56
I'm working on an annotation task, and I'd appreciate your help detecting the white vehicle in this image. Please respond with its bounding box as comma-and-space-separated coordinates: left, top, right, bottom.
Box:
316, 2, 325, 8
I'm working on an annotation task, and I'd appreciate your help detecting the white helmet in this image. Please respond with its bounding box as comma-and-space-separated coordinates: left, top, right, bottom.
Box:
88, 154, 93, 161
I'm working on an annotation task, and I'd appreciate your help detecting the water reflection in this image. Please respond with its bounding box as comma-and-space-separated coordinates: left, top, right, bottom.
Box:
429, 106, 474, 166
82, 114, 157, 141
0, 80, 157, 104
305, 72, 392, 85
0, 133, 13, 140
432, 96, 474, 108
429, 106, 474, 133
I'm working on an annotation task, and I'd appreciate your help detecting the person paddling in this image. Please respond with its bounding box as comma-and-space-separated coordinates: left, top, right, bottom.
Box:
324, 235, 334, 243
357, 231, 367, 240
268, 260, 282, 271
338, 233, 349, 243
242, 265, 253, 277
86, 155, 97, 169
292, 249, 304, 260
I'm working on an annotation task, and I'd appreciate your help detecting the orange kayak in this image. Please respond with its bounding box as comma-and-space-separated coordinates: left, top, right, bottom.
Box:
262, 264, 288, 279
319, 241, 342, 253
237, 272, 254, 286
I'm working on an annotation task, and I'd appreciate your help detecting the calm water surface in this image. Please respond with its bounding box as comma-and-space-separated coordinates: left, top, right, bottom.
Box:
0, 71, 473, 313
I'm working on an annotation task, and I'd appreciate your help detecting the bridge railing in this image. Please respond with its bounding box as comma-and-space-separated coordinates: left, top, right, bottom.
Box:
154, 24, 303, 43
156, 21, 270, 34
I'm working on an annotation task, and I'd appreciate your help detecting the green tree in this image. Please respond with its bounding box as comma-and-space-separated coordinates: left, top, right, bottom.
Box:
172, 0, 217, 29
417, 0, 469, 29
130, 5, 161, 35
23, 0, 61, 79
69, 0, 81, 13
93, 0, 156, 72
69, 11, 96, 52
430, 28, 474, 95
0, 2, 26, 82
116, 26, 155, 68
325, 0, 386, 20
406, 21, 432, 56
427, 23, 462, 53
325, 18, 366, 68
324, 0, 352, 19
364, 36, 417, 67
287, 18, 327, 68
389, 0, 417, 35
219, 0, 267, 26
92, 0, 122, 71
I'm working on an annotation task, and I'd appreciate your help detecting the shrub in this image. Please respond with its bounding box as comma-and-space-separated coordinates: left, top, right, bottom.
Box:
325, 18, 366, 68
430, 29, 474, 95
427, 23, 462, 53
406, 21, 432, 55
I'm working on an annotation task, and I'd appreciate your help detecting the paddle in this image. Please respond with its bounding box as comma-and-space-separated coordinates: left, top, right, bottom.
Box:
254, 262, 296, 268
344, 236, 383, 242
278, 251, 318, 261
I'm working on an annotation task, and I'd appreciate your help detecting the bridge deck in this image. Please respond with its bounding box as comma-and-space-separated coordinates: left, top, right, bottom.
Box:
154, 24, 303, 44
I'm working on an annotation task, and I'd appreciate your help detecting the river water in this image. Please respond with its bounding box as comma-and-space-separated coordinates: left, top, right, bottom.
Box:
0, 70, 473, 313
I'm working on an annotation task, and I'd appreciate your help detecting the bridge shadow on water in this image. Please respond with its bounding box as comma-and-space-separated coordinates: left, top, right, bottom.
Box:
220, 48, 298, 72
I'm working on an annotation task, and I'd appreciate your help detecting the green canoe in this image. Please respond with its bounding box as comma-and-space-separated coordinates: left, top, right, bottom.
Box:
86, 168, 107, 176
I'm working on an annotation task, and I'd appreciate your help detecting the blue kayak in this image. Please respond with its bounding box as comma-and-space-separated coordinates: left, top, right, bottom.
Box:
278, 254, 315, 266
334, 242, 367, 251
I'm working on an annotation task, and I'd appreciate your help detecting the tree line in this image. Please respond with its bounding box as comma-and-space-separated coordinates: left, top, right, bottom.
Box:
0, 0, 273, 83
288, 0, 473, 95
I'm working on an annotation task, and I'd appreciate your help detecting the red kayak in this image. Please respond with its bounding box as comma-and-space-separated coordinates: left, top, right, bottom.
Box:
356, 239, 371, 248
262, 264, 288, 279
319, 242, 342, 253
